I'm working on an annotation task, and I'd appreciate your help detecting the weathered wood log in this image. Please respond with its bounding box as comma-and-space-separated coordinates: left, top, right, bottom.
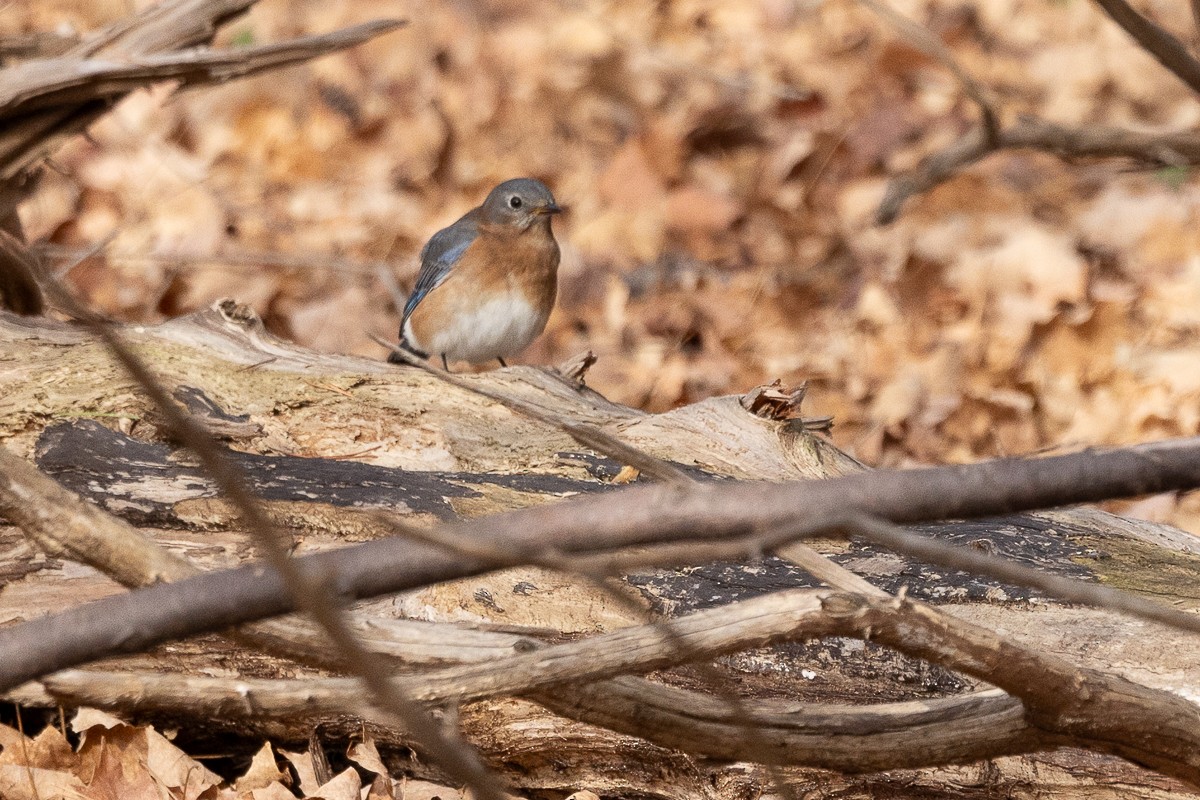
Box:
1, 302, 1200, 798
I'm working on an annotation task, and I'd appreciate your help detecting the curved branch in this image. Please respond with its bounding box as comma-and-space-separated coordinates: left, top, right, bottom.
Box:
844, 593, 1200, 785
856, 0, 1000, 144
42, 668, 1038, 773
552, 680, 1034, 771
877, 118, 1200, 224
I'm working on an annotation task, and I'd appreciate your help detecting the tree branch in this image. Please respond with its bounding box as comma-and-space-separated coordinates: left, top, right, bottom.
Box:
855, 0, 1000, 145
1091, 0, 1200, 95
0, 441, 1045, 774
877, 118, 1200, 224
41, 585, 1200, 782
841, 593, 1200, 785
0, 19, 404, 180
2, 434, 1200, 693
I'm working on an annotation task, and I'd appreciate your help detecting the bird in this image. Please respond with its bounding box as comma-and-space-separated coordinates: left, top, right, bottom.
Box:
389, 178, 562, 370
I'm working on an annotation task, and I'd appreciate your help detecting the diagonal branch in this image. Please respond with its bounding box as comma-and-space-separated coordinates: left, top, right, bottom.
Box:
0, 19, 404, 181
0, 21, 405, 119
0, 439, 1037, 773
21, 238, 510, 800
1, 433, 1200, 693
855, 0, 1000, 145
1091, 0, 1200, 95
67, 0, 256, 59
376, 334, 693, 485
838, 592, 1200, 784
830, 513, 1200, 633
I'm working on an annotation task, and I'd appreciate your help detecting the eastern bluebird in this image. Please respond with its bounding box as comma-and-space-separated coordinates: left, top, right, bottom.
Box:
389, 178, 562, 370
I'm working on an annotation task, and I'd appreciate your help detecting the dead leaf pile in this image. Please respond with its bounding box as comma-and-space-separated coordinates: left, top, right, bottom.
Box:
0, 708, 464, 800
7, 0, 1200, 526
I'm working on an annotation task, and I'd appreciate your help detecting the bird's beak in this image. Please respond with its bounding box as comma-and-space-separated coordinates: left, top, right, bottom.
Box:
535, 203, 563, 215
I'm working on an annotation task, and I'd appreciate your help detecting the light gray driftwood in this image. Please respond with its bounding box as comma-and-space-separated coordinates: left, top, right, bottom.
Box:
1, 303, 1200, 798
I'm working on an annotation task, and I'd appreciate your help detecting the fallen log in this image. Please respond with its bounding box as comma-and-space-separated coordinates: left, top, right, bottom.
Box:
1, 302, 1199, 798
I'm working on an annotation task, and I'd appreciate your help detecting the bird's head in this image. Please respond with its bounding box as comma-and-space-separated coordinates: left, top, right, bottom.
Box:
480, 178, 562, 231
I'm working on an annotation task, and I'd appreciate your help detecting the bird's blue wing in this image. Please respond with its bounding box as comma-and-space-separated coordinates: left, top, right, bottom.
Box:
402, 221, 476, 323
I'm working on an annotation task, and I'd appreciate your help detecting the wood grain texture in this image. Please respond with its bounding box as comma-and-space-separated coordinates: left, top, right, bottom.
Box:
2, 303, 1200, 798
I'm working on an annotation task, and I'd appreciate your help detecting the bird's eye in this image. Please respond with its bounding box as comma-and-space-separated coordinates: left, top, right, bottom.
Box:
509, 196, 523, 209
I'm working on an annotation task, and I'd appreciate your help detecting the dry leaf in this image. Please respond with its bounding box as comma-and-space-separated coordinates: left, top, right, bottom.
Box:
83, 738, 162, 800
249, 782, 301, 800
280, 748, 321, 797
565, 792, 601, 800
346, 737, 388, 779
365, 774, 395, 800
0, 763, 88, 800
71, 707, 129, 736
308, 766, 361, 800
236, 742, 288, 792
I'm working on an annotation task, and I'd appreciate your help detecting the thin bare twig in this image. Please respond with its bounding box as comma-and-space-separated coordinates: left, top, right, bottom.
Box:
35, 243, 394, 277
855, 0, 1000, 144
24, 240, 509, 800
775, 540, 889, 598
876, 0, 1200, 225
835, 513, 1200, 634
374, 334, 694, 485
375, 263, 409, 312
731, 512, 1200, 637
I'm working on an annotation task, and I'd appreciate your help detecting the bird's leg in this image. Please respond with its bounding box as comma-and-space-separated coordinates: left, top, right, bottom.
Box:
497, 357, 508, 368
441, 353, 450, 371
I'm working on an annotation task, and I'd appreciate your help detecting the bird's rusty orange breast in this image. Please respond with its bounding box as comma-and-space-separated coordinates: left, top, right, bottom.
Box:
466, 220, 559, 315
406, 223, 559, 350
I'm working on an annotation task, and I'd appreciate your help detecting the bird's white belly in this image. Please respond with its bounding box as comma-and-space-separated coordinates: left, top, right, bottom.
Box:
407, 292, 547, 364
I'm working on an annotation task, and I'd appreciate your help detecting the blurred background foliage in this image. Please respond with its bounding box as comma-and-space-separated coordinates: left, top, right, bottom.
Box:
8, 0, 1200, 529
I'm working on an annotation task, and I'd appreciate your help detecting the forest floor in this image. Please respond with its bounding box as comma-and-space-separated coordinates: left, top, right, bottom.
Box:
9, 0, 1200, 534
